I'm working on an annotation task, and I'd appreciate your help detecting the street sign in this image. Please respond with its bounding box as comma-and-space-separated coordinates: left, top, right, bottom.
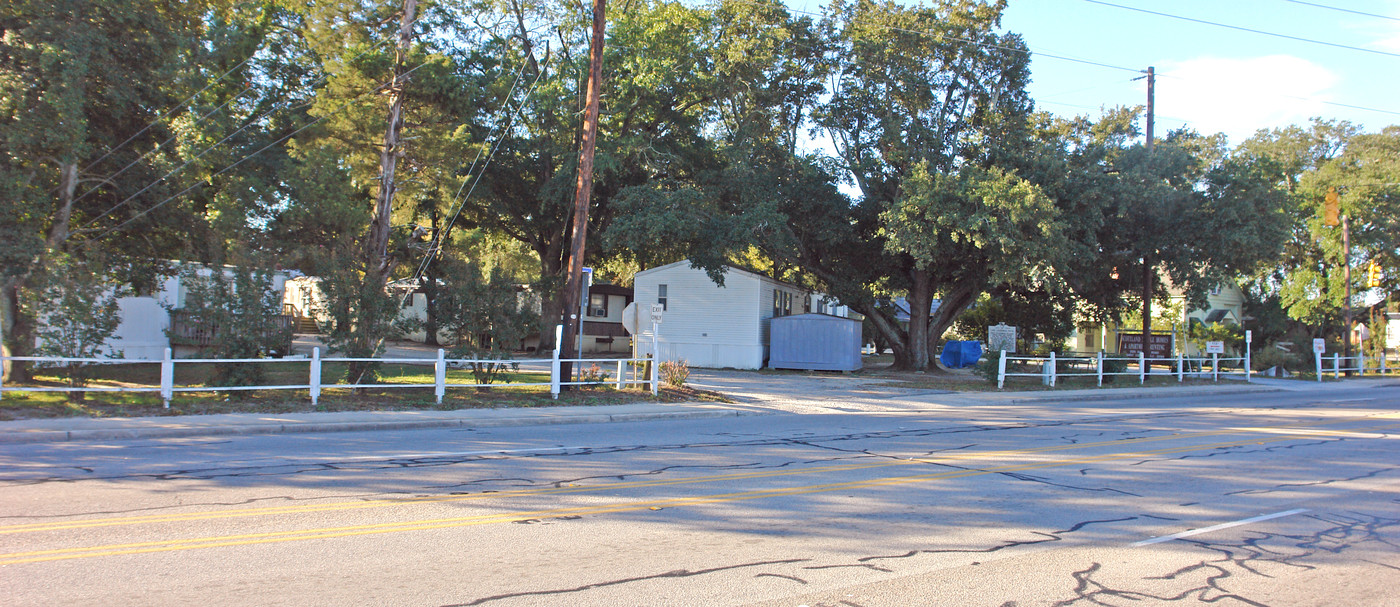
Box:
1206, 341, 1225, 354
1245, 330, 1252, 345
650, 303, 664, 325
1313, 338, 1326, 354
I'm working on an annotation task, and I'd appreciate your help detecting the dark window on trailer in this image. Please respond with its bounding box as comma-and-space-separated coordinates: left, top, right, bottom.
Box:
658, 284, 668, 310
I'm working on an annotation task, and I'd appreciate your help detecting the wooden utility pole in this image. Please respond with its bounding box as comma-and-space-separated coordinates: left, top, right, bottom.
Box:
559, 0, 606, 387
1343, 212, 1353, 363
1141, 66, 1156, 359
366, 0, 418, 289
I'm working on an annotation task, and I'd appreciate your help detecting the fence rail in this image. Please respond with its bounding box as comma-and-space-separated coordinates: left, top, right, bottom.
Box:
1, 347, 659, 407
997, 350, 1250, 389
1312, 351, 1400, 380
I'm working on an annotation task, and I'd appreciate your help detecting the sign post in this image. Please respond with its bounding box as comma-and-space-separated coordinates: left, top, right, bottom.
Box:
1245, 330, 1252, 382
1313, 338, 1326, 382
650, 304, 664, 395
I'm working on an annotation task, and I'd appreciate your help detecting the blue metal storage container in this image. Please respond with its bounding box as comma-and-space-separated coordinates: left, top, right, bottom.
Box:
768, 313, 863, 371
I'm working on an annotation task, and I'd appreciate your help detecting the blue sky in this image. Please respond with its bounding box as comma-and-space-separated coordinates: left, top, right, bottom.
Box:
785, 0, 1400, 147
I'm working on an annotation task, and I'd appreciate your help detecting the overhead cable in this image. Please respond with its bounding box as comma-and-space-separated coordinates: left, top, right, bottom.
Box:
1084, 0, 1400, 58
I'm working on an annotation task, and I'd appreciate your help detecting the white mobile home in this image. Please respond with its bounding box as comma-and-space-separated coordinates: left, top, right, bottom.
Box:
630, 261, 845, 369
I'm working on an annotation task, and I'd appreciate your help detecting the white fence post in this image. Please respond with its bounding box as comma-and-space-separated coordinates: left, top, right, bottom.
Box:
1359, 351, 1367, 376
310, 347, 321, 405
550, 348, 561, 399
0, 348, 6, 401
1139, 352, 1146, 384
1177, 353, 1184, 383
1096, 352, 1103, 387
616, 360, 624, 389
1048, 351, 1057, 387
160, 347, 174, 408
1244, 347, 1251, 383
1212, 352, 1219, 382
434, 348, 446, 405
1334, 353, 1340, 379
650, 355, 659, 395
1316, 350, 1323, 382
997, 350, 1007, 389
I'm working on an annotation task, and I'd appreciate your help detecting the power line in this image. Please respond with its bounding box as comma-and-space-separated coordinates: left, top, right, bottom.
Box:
404, 55, 539, 289
1084, 0, 1400, 59
733, 0, 1143, 74
1284, 0, 1400, 22
81, 38, 273, 175
74, 40, 395, 234
87, 62, 432, 242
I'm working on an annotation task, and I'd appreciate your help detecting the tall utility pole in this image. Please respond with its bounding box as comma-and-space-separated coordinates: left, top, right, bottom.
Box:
1344, 212, 1353, 363
1324, 186, 1352, 368
559, 0, 606, 387
1141, 66, 1156, 359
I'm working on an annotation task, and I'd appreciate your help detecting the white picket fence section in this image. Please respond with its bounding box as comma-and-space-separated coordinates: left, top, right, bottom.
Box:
996, 350, 1251, 389
0, 347, 659, 407
1312, 351, 1400, 381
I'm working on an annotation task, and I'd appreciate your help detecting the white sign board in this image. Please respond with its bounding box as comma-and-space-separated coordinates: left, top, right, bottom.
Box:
1313, 338, 1326, 354
987, 323, 1017, 353
1206, 341, 1225, 354
650, 303, 665, 325
1246, 330, 1252, 345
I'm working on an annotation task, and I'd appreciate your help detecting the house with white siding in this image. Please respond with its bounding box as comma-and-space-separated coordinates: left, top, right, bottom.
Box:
629, 261, 847, 369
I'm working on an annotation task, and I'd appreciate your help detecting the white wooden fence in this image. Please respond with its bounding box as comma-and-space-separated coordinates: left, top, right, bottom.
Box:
996, 350, 1250, 389
1312, 351, 1400, 381
0, 347, 659, 407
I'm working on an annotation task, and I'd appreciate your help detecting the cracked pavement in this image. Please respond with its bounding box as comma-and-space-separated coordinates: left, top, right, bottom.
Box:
1, 377, 1398, 605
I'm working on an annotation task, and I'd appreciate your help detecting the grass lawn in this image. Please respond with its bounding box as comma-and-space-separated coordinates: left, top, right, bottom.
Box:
1, 359, 723, 420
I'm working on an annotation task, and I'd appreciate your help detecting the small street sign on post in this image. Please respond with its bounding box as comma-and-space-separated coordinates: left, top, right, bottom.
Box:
1206, 341, 1225, 354
649, 304, 664, 394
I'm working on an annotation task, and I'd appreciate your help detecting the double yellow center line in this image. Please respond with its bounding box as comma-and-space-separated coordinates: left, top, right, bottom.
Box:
2, 414, 1395, 565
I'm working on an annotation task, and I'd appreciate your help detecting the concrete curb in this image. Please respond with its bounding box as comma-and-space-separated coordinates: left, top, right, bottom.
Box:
0, 408, 766, 445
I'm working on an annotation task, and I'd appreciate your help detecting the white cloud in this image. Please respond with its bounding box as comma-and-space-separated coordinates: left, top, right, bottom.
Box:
1368, 1, 1400, 52
1155, 55, 1338, 145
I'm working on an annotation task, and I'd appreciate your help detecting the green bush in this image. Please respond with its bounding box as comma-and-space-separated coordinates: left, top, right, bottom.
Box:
974, 357, 1001, 383
1251, 344, 1301, 372
1100, 358, 1128, 383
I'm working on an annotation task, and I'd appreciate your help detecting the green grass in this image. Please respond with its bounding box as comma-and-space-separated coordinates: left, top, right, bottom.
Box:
1, 359, 711, 420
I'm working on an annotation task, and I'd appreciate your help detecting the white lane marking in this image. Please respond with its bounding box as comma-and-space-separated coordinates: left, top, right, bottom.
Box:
1132, 509, 1311, 547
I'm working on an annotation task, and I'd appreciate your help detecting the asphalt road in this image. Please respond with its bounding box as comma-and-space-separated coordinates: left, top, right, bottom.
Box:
2, 383, 1398, 606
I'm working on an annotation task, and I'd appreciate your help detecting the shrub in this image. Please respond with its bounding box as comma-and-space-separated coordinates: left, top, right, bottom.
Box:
34, 255, 126, 401
1100, 358, 1128, 383
974, 357, 1001, 383
580, 363, 610, 384
1251, 344, 1301, 372
660, 359, 690, 387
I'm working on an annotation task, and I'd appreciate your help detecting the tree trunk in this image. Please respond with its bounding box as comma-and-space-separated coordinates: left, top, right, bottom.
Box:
904, 269, 933, 370
364, 0, 418, 291
1, 279, 30, 383
6, 161, 81, 383
925, 278, 981, 357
